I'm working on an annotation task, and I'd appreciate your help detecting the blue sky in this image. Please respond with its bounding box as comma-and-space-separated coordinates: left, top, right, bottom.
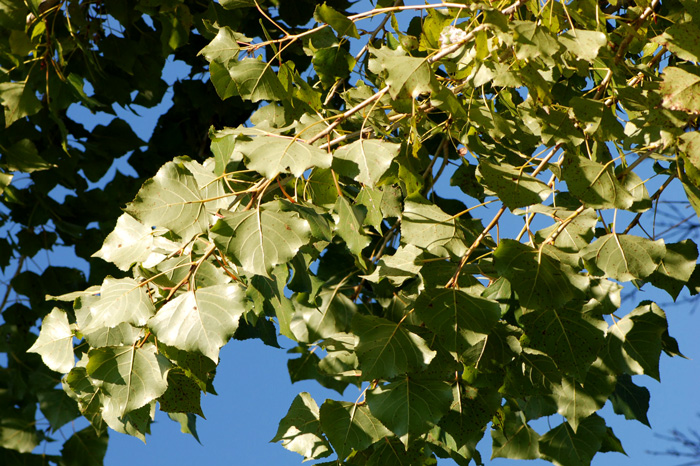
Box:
19, 1, 700, 464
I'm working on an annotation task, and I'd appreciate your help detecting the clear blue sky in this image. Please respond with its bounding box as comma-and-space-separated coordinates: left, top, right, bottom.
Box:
39, 1, 700, 464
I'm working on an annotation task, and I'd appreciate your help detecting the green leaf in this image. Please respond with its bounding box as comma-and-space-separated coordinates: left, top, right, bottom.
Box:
80, 277, 155, 333
167, 412, 201, 443
290, 289, 356, 343
401, 198, 460, 256
94, 213, 178, 271
539, 415, 606, 466
158, 370, 204, 417
319, 400, 392, 460
333, 196, 370, 256
125, 161, 210, 241
236, 135, 331, 179
332, 139, 400, 187
606, 301, 668, 380
314, 3, 359, 39
366, 376, 453, 444
494, 240, 575, 311
581, 234, 666, 282
478, 160, 550, 209
210, 58, 286, 102
561, 155, 634, 210
37, 389, 81, 432
370, 46, 436, 98
558, 30, 607, 62
660, 66, 700, 114
352, 314, 436, 380
199, 26, 241, 64
271, 392, 332, 460
2, 139, 52, 172
60, 427, 108, 466
609, 374, 651, 426
27, 308, 74, 373
520, 307, 606, 380
361, 244, 422, 286
570, 97, 625, 140
86, 343, 171, 416
550, 362, 615, 432
211, 202, 311, 277
312, 45, 356, 85
414, 287, 501, 354
0, 81, 42, 127
648, 240, 698, 300
534, 207, 597, 253
654, 21, 700, 62
148, 284, 247, 362
491, 406, 540, 460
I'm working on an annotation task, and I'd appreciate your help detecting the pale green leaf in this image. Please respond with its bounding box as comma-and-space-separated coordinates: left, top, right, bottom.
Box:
314, 3, 359, 39
401, 198, 457, 255
319, 400, 392, 460
236, 135, 331, 179
366, 376, 453, 444
370, 46, 436, 98
28, 308, 74, 373
660, 66, 700, 114
558, 30, 607, 62
86, 343, 171, 416
654, 22, 700, 62
210, 58, 286, 102
478, 160, 550, 209
94, 213, 178, 271
271, 392, 332, 461
361, 244, 422, 286
148, 284, 247, 362
332, 139, 400, 187
581, 234, 666, 282
125, 161, 209, 241
81, 277, 155, 333
333, 196, 370, 256
211, 202, 311, 277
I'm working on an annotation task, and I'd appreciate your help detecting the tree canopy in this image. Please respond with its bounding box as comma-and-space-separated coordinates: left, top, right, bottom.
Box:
1, 0, 699, 465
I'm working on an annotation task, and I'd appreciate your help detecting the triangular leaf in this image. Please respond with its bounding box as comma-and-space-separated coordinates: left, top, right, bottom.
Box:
28, 308, 75, 373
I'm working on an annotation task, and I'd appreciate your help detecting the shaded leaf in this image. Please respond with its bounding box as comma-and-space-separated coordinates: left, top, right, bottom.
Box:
319, 400, 392, 460
539, 415, 606, 466
609, 374, 651, 427
271, 392, 332, 460
581, 234, 665, 282
479, 160, 550, 209
353, 314, 436, 380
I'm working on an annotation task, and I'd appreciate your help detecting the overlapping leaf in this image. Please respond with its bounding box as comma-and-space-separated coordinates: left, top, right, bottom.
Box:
86, 343, 171, 416
581, 234, 666, 282
235, 135, 331, 179
366, 376, 453, 444
211, 202, 311, 277
81, 277, 155, 333
319, 400, 392, 460
333, 139, 400, 187
271, 392, 332, 460
352, 314, 436, 380
126, 161, 209, 241
148, 284, 247, 362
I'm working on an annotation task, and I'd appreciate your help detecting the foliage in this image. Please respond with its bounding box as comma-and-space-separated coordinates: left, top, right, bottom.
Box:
2, 0, 700, 465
